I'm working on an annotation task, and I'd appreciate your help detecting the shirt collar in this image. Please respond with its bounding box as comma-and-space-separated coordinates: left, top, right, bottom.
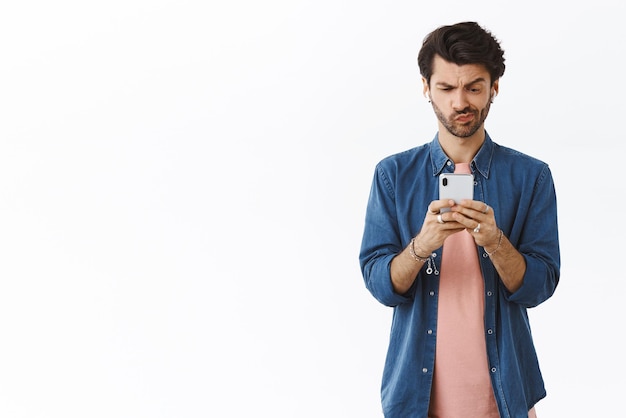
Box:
429, 131, 494, 179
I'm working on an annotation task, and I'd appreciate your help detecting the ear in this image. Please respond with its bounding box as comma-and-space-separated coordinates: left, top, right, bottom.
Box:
422, 77, 429, 99
491, 80, 499, 98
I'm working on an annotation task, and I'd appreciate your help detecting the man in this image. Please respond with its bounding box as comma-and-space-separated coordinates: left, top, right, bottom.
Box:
359, 22, 560, 417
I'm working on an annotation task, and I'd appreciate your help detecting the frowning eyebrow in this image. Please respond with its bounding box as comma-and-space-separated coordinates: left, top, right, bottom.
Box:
435, 77, 488, 88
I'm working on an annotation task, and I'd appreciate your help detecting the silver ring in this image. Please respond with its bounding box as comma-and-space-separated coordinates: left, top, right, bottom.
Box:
437, 214, 445, 224
473, 223, 481, 233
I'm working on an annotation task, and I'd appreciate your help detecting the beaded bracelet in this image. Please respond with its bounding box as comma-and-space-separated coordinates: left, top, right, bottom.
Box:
484, 229, 504, 257
409, 238, 430, 263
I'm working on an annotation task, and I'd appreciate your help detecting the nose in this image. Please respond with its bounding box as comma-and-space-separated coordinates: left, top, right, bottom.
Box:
451, 89, 470, 111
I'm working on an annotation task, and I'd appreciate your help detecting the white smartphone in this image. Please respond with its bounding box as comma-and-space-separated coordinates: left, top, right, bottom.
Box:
439, 173, 474, 212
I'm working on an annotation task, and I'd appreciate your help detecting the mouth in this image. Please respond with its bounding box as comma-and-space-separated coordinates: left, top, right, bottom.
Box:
454, 113, 474, 123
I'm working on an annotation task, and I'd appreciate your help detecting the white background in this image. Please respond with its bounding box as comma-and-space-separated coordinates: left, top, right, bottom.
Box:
1, 1, 624, 417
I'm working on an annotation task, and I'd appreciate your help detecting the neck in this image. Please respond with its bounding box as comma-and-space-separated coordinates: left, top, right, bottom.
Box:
437, 126, 485, 164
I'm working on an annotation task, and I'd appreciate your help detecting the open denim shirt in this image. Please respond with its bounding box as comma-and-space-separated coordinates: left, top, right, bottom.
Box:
359, 132, 560, 418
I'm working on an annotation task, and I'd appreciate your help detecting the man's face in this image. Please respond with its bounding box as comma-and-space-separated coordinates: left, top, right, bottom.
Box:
423, 55, 498, 138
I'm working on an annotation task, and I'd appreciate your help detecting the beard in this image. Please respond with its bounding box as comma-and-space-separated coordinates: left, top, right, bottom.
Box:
432, 98, 492, 138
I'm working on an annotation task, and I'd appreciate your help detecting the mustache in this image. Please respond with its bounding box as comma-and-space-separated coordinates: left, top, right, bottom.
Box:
455, 107, 474, 115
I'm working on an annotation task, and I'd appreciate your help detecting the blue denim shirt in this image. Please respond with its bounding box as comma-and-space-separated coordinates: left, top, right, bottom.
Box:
359, 133, 560, 418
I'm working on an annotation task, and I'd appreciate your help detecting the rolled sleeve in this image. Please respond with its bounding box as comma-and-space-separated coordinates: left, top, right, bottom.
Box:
507, 253, 559, 307
362, 253, 412, 306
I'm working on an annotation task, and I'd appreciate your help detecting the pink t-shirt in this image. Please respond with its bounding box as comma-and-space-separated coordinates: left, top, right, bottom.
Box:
428, 163, 536, 418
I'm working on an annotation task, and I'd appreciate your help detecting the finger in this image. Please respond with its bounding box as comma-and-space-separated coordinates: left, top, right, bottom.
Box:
435, 213, 468, 230
457, 199, 487, 211
427, 199, 456, 215
454, 201, 493, 219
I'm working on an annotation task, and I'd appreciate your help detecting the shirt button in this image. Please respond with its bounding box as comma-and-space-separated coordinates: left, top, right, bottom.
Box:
422, 368, 428, 373
487, 291, 493, 296
491, 367, 497, 373
429, 291, 435, 296
473, 181, 478, 186
427, 329, 433, 335
487, 329, 493, 335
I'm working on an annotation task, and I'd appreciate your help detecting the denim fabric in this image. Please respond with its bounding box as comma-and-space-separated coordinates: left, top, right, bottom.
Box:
359, 132, 560, 418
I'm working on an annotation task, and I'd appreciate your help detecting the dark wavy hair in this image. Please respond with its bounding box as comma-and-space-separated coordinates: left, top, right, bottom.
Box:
417, 22, 505, 86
